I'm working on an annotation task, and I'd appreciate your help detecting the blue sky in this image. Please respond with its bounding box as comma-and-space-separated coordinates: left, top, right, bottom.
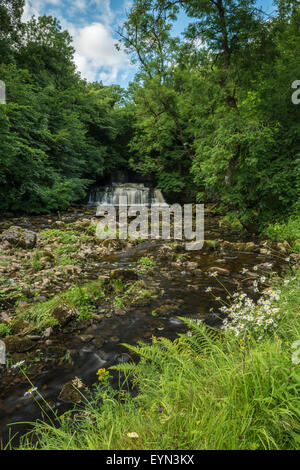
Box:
22, 0, 277, 88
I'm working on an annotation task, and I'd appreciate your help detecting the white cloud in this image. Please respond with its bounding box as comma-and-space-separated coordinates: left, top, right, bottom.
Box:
68, 21, 132, 84
75, 23, 126, 65
73, 0, 86, 10
92, 0, 115, 25
22, 1, 135, 85
22, 0, 42, 21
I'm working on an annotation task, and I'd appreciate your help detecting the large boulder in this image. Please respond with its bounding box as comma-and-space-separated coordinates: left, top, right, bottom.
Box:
1, 226, 37, 249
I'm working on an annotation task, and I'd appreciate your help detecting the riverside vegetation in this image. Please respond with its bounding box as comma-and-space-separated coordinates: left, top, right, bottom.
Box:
16, 272, 300, 450
0, 0, 299, 451
0, 207, 299, 450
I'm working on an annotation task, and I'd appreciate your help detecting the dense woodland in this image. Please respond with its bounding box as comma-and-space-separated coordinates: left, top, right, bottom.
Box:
0, 0, 299, 226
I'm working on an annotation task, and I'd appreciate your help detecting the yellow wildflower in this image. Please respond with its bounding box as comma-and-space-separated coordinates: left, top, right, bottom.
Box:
96, 368, 110, 381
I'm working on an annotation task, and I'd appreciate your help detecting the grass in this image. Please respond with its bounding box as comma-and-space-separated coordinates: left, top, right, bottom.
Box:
16, 270, 300, 450
0, 323, 11, 338
19, 281, 106, 330
16, 277, 160, 332
40, 229, 79, 245
111, 279, 159, 308
263, 214, 300, 251
137, 256, 156, 270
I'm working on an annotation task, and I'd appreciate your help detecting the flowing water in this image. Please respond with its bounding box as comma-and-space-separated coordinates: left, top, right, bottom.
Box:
88, 183, 165, 206
0, 204, 286, 447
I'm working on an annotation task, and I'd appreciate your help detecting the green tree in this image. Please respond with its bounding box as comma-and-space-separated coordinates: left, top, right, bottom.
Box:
0, 0, 24, 62
0, 12, 134, 213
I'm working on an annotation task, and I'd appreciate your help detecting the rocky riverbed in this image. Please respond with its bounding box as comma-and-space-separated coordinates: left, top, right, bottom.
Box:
0, 205, 296, 447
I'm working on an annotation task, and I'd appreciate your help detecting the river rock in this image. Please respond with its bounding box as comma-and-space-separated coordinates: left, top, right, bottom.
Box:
116, 353, 131, 364
1, 226, 37, 249
0, 312, 10, 321
58, 382, 82, 404
92, 337, 105, 348
221, 241, 256, 252
4, 336, 35, 353
114, 307, 127, 315
152, 304, 177, 316
9, 318, 31, 335
185, 261, 198, 270
158, 245, 174, 259
43, 327, 54, 338
52, 303, 78, 326
51, 220, 65, 228
277, 242, 291, 253
259, 248, 271, 255
79, 334, 94, 343
110, 268, 138, 281
207, 266, 230, 276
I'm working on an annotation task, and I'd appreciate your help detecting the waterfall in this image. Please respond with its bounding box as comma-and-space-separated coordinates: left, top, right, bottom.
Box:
88, 183, 166, 206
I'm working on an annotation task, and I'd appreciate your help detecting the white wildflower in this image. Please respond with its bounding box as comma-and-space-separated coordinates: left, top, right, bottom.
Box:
24, 387, 38, 397
11, 361, 25, 369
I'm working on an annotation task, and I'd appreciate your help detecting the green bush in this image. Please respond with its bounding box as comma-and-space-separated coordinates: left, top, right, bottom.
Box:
263, 215, 300, 251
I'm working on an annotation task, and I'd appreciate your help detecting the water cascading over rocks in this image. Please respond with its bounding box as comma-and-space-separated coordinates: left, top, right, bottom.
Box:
88, 183, 165, 206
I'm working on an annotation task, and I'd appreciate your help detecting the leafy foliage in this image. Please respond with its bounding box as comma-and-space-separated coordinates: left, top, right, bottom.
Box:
120, 0, 300, 222
0, 0, 299, 224
0, 7, 133, 213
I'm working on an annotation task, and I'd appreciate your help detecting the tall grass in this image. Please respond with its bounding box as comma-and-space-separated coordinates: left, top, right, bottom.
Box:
17, 271, 300, 450
262, 215, 300, 251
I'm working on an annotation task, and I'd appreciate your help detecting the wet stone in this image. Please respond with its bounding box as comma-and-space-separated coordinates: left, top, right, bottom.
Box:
110, 268, 138, 281
4, 336, 35, 353
79, 335, 94, 343
52, 303, 78, 326
92, 337, 105, 348
152, 304, 177, 316
9, 319, 31, 335
43, 327, 54, 338
110, 336, 120, 342
207, 266, 230, 276
116, 353, 131, 364
1, 226, 37, 249
58, 382, 82, 404
114, 307, 127, 315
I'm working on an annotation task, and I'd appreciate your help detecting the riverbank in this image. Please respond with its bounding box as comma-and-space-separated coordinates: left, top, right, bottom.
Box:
0, 207, 299, 449
16, 266, 300, 450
